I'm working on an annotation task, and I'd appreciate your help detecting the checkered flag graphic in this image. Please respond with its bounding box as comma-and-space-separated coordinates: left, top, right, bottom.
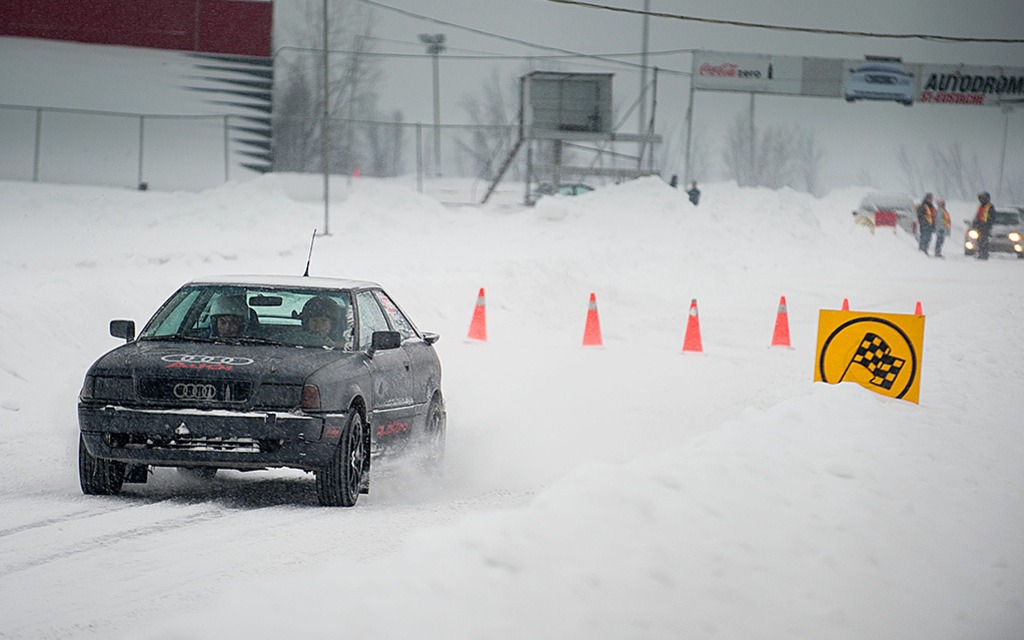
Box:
850, 332, 905, 390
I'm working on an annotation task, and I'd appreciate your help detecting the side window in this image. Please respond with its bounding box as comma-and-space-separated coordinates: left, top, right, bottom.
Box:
356, 290, 390, 350
373, 290, 416, 340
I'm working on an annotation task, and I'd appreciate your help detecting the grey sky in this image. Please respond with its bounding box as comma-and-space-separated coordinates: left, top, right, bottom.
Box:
276, 0, 1023, 191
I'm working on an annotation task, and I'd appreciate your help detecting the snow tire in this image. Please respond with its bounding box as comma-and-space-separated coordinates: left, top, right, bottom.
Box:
315, 410, 366, 507
78, 434, 125, 496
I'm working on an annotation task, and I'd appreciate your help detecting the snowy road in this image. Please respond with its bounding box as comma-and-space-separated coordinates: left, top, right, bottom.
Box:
3, 176, 1022, 639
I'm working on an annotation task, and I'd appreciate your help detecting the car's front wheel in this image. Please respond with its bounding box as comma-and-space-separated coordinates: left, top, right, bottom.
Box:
79, 434, 125, 496
315, 410, 366, 507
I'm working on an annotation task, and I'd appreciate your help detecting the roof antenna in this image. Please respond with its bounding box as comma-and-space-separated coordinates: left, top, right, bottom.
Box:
303, 229, 317, 277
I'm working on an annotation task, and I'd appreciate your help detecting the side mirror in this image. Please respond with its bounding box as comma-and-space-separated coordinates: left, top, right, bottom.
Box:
423, 332, 440, 345
368, 330, 401, 357
110, 319, 136, 343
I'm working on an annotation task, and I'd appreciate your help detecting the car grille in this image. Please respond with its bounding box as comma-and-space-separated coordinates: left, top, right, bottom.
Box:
116, 433, 272, 453
138, 377, 253, 405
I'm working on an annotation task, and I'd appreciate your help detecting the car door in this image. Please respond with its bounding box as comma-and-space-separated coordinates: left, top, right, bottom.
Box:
355, 290, 415, 447
372, 289, 437, 405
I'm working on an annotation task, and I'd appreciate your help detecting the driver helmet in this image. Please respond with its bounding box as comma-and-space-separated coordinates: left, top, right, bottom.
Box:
978, 191, 991, 203
301, 296, 342, 334
209, 294, 248, 319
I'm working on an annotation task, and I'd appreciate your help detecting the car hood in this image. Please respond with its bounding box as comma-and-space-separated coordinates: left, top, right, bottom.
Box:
89, 339, 358, 383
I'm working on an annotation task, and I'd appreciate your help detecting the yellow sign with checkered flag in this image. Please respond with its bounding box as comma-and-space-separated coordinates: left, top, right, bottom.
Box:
814, 310, 925, 404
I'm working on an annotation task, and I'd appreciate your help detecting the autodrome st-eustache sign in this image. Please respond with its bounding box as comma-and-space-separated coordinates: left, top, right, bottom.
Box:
692, 50, 1024, 107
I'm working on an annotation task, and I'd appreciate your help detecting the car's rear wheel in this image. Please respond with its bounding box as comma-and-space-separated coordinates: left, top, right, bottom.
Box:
420, 395, 446, 475
79, 434, 125, 496
316, 410, 366, 507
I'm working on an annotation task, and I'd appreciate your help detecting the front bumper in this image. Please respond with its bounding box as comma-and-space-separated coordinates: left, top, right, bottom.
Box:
79, 404, 345, 471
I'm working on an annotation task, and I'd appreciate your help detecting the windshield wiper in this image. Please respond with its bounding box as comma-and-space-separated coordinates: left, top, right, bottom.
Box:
140, 335, 219, 343
223, 336, 287, 346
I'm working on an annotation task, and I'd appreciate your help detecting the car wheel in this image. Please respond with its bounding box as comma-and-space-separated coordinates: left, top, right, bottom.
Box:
316, 409, 366, 507
79, 434, 125, 496
420, 395, 446, 475
177, 467, 218, 480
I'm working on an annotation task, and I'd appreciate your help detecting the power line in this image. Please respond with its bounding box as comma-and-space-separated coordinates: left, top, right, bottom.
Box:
356, 0, 659, 70
547, 0, 1024, 44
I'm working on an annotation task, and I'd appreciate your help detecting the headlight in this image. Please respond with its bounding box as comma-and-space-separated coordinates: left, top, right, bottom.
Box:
1009, 232, 1022, 242
90, 376, 134, 402
967, 229, 980, 240
965, 241, 975, 250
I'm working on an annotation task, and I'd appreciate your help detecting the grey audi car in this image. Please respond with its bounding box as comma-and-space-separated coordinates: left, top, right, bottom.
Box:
78, 275, 445, 507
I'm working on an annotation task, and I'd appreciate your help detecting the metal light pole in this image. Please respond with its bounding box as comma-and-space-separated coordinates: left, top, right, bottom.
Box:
320, 0, 330, 236
419, 33, 446, 177
997, 105, 1012, 203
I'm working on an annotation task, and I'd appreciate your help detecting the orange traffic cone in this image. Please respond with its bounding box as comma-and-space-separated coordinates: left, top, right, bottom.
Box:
770, 296, 792, 348
582, 293, 603, 347
466, 288, 487, 342
914, 301, 923, 315
841, 298, 850, 311
681, 298, 703, 353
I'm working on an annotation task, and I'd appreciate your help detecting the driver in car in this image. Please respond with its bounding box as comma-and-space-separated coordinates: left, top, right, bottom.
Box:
208, 294, 251, 338
300, 296, 346, 348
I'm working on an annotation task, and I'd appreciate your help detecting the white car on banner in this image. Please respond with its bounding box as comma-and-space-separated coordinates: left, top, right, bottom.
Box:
844, 61, 916, 106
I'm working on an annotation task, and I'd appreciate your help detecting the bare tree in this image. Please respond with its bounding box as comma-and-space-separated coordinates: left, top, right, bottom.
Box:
895, 144, 925, 195
273, 1, 381, 174
931, 142, 984, 199
796, 129, 826, 196
722, 110, 754, 186
364, 110, 405, 177
896, 142, 985, 199
456, 69, 520, 179
722, 108, 822, 192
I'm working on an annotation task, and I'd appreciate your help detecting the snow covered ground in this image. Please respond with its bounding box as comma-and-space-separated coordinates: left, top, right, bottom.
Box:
1, 174, 1022, 639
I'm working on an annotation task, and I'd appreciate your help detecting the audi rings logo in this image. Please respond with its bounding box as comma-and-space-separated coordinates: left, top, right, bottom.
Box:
173, 383, 218, 400
161, 354, 254, 372
162, 354, 254, 364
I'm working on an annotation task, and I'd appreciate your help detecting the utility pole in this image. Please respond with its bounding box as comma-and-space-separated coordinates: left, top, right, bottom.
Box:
997, 105, 1012, 203
320, 0, 330, 235
638, 0, 650, 137
419, 33, 446, 177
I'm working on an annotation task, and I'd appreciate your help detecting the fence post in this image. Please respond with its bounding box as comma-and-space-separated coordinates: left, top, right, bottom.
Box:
33, 108, 43, 183
416, 122, 423, 194
224, 115, 230, 183
137, 115, 146, 189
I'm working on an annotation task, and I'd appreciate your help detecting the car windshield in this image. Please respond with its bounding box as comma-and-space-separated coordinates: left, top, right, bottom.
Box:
139, 285, 355, 350
993, 210, 1022, 226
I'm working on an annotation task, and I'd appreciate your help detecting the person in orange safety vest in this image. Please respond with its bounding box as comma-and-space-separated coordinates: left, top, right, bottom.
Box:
916, 192, 936, 255
934, 198, 952, 258
974, 191, 994, 260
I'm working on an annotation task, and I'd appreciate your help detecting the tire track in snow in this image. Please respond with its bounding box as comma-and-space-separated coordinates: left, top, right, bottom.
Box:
0, 506, 225, 576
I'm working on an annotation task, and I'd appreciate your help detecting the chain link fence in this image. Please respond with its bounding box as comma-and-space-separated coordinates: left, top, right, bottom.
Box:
2, 104, 651, 201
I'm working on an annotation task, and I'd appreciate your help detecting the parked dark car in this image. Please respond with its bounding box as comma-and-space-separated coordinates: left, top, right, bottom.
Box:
535, 182, 595, 196
964, 206, 1024, 258
78, 275, 445, 506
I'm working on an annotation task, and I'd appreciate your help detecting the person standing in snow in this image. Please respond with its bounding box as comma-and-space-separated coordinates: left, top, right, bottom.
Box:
669, 174, 679, 188
973, 191, 995, 260
933, 198, 952, 258
687, 181, 701, 206
916, 192, 936, 255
